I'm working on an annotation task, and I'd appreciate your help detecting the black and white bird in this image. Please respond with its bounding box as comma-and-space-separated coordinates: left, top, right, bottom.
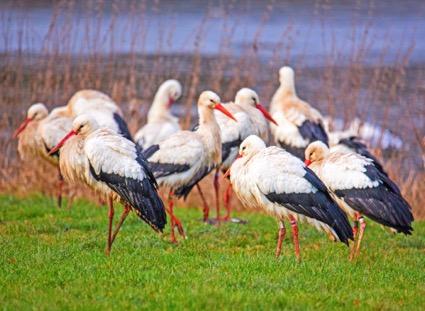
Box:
228, 135, 353, 261
143, 90, 237, 242
304, 141, 413, 259
135, 79, 182, 149
270, 66, 328, 159
49, 114, 166, 255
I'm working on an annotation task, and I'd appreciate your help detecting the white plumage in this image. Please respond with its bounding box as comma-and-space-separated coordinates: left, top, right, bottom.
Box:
135, 80, 182, 149
66, 89, 133, 141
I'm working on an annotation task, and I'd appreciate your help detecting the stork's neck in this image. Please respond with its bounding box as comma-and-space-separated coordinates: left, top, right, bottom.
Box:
197, 105, 222, 164
271, 82, 297, 112
147, 89, 175, 123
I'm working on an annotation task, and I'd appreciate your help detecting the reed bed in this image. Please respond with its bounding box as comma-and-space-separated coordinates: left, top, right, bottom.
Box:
0, 0, 423, 218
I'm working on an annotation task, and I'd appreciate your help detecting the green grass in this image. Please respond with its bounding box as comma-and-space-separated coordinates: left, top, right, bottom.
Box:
0, 194, 424, 310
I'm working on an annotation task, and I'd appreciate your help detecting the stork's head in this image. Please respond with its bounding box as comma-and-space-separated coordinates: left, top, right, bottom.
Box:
199, 90, 237, 121
72, 114, 99, 137
162, 79, 182, 106
239, 135, 266, 159
48, 114, 99, 155
304, 141, 329, 166
235, 88, 277, 125
13, 103, 49, 138
279, 66, 295, 85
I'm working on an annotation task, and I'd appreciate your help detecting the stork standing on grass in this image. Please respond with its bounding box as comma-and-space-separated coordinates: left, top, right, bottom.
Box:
135, 79, 182, 149
304, 141, 413, 260
210, 88, 277, 222
228, 135, 353, 261
143, 91, 237, 243
270, 66, 328, 159
13, 103, 73, 207
66, 89, 133, 141
49, 115, 166, 255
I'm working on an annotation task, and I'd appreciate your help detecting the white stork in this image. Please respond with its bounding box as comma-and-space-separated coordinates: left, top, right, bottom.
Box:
49, 114, 166, 255
270, 66, 328, 159
13, 103, 73, 207
210, 88, 277, 222
66, 89, 133, 141
134, 79, 182, 149
228, 135, 353, 261
304, 141, 413, 259
143, 91, 237, 242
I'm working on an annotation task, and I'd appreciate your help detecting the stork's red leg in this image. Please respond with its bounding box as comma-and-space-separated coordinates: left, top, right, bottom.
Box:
349, 212, 361, 261
105, 196, 115, 256
275, 220, 286, 258
196, 184, 210, 222
354, 215, 366, 258
110, 204, 131, 245
223, 182, 233, 221
289, 215, 301, 262
166, 193, 177, 243
213, 168, 221, 223
57, 169, 64, 208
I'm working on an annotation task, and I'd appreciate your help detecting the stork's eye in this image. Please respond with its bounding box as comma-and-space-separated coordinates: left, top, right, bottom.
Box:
209, 99, 214, 103
242, 146, 246, 151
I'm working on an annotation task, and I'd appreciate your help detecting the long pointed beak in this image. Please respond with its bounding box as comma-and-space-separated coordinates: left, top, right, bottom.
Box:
168, 98, 174, 108
304, 159, 311, 166
13, 117, 33, 138
214, 103, 237, 122
48, 130, 76, 155
255, 103, 278, 126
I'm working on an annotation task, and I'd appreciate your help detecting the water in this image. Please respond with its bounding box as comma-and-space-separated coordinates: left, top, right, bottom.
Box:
1, 0, 424, 66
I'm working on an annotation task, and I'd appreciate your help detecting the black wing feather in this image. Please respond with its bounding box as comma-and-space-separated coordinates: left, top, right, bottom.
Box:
174, 165, 214, 200
113, 113, 133, 142
89, 156, 166, 232
298, 120, 329, 146
222, 138, 243, 163
335, 164, 413, 234
266, 168, 353, 245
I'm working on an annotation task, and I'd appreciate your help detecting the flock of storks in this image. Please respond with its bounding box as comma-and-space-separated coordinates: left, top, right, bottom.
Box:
13, 66, 414, 260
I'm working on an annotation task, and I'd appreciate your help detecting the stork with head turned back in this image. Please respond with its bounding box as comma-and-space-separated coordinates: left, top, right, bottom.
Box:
228, 135, 353, 261
143, 91, 237, 243
270, 66, 328, 159
304, 141, 413, 260
49, 115, 166, 255
135, 79, 182, 149
208, 88, 277, 223
13, 103, 73, 207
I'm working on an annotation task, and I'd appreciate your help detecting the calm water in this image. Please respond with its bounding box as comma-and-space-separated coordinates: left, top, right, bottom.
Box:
1, 0, 424, 66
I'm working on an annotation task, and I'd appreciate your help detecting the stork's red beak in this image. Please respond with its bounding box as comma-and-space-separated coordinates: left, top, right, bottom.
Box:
13, 117, 33, 138
255, 103, 278, 126
48, 130, 76, 155
214, 103, 237, 122
304, 159, 311, 166
168, 98, 174, 108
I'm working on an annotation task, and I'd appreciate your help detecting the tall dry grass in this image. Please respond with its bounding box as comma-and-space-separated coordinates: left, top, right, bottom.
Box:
0, 0, 423, 218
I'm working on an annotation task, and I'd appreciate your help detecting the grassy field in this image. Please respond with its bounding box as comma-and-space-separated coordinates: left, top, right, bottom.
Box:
1, 194, 424, 310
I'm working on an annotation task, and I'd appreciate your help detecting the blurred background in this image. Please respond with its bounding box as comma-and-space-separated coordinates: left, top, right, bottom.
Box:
0, 0, 424, 216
